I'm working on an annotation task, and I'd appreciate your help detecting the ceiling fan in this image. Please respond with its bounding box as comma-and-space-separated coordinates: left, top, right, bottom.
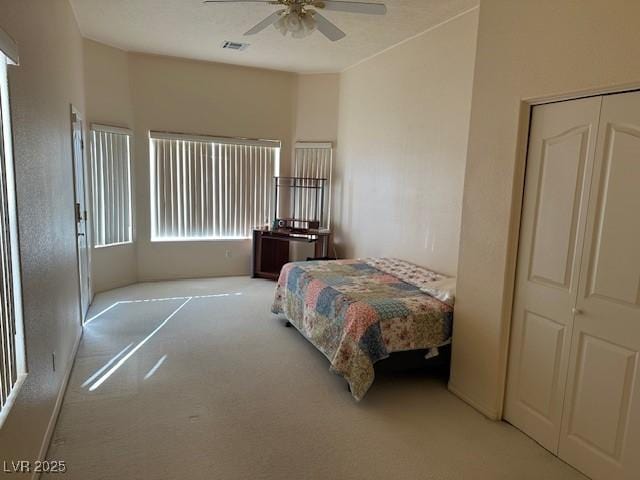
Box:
203, 0, 387, 41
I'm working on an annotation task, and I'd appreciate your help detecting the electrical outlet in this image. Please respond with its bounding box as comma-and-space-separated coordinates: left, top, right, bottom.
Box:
225, 250, 232, 258
52, 352, 56, 372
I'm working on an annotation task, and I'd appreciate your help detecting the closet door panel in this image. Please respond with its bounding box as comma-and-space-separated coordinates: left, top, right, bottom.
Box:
529, 128, 591, 289
587, 124, 640, 304
504, 96, 602, 452
560, 91, 640, 480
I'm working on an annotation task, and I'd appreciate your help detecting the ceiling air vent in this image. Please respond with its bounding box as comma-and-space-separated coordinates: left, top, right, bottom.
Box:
221, 41, 249, 51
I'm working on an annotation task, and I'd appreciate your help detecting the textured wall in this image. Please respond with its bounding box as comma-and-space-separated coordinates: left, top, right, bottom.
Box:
334, 9, 478, 277
0, 0, 85, 465
83, 39, 137, 293
289, 74, 340, 260
127, 53, 296, 281
80, 45, 342, 286
452, 0, 640, 419
292, 74, 340, 145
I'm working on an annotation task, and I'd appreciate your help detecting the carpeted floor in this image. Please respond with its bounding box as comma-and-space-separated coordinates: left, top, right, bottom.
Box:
45, 277, 586, 480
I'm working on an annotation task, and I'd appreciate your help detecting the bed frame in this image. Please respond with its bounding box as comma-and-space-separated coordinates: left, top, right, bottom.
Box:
285, 321, 451, 391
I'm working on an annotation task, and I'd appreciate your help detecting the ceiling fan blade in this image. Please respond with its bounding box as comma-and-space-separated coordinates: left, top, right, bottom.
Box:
244, 9, 285, 35
314, 1, 386, 15
313, 12, 346, 41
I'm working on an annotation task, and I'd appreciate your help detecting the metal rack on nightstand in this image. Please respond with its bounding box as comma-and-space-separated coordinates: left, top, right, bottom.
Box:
252, 176, 332, 280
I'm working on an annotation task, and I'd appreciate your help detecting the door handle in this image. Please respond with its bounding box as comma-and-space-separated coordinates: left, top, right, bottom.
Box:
571, 307, 583, 315
77, 232, 85, 237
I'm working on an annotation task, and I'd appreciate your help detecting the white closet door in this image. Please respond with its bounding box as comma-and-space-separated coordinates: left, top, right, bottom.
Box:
559, 91, 640, 480
504, 96, 602, 452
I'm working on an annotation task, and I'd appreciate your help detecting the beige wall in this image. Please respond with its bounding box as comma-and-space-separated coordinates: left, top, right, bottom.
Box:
451, 0, 640, 419
80, 46, 339, 286
127, 53, 296, 281
0, 0, 85, 464
83, 39, 137, 293
334, 9, 478, 277
292, 74, 340, 145
290, 74, 339, 260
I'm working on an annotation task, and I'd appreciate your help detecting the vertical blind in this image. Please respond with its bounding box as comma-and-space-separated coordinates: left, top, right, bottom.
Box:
90, 125, 133, 247
150, 132, 280, 240
294, 142, 333, 229
0, 46, 26, 428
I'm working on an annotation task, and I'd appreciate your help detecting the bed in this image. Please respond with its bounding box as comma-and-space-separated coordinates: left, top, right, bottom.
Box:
271, 258, 455, 400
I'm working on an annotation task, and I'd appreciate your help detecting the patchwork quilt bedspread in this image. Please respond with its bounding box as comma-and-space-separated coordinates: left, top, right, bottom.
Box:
271, 259, 454, 400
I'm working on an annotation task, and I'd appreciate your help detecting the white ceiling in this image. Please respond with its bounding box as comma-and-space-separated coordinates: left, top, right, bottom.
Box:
70, 0, 479, 73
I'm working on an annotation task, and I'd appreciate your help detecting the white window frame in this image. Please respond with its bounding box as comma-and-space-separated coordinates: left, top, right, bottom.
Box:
149, 131, 281, 242
0, 34, 26, 430
90, 124, 134, 248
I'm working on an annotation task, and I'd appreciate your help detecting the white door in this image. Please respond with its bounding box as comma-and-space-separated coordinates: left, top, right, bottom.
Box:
504, 96, 602, 452
71, 108, 90, 321
558, 91, 640, 480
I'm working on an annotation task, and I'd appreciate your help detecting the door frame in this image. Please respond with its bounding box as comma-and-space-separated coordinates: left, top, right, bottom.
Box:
500, 82, 640, 419
70, 105, 92, 325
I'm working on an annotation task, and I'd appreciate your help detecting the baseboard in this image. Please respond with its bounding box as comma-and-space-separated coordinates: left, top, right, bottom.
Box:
32, 329, 83, 480
448, 381, 501, 421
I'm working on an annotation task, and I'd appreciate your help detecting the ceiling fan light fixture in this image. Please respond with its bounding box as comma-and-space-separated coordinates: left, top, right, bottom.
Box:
274, 14, 288, 36
300, 12, 316, 32
274, 10, 316, 38
205, 0, 387, 42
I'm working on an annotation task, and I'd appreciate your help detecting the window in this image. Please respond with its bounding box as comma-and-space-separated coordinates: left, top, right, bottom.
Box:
149, 132, 280, 241
0, 33, 26, 429
90, 125, 133, 247
294, 142, 333, 229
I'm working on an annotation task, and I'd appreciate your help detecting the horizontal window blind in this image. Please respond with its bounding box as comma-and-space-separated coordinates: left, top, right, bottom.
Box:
294, 142, 333, 229
90, 125, 133, 247
0, 48, 26, 429
150, 132, 280, 240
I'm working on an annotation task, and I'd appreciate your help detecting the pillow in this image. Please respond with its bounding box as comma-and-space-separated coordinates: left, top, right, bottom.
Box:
420, 276, 456, 307
365, 257, 456, 306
